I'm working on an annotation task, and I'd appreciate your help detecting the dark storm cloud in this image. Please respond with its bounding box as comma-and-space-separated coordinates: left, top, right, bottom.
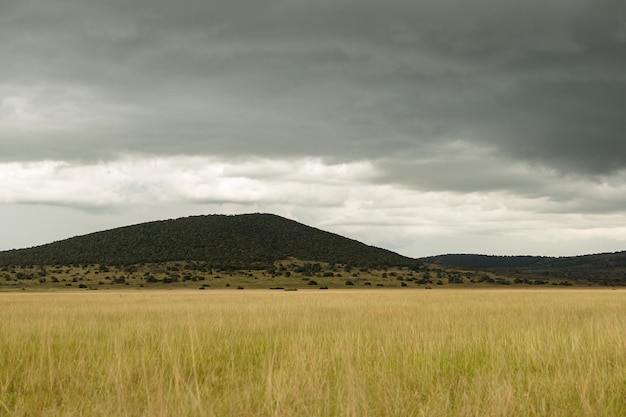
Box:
2, 0, 625, 181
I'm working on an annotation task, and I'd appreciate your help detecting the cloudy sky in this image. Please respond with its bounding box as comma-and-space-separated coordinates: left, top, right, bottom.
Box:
1, 0, 626, 257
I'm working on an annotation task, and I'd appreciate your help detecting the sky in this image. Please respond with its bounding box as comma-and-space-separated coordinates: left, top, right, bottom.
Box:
1, 0, 626, 258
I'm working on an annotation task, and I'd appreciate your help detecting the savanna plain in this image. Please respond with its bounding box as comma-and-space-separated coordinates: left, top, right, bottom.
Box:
1, 289, 625, 417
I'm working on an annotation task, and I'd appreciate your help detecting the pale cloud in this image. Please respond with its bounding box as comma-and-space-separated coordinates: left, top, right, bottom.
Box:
0, 157, 379, 208
0, 83, 125, 126
2, 155, 626, 256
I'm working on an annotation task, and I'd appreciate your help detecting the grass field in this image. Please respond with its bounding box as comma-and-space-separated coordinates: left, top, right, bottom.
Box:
1, 289, 625, 416
0, 261, 590, 290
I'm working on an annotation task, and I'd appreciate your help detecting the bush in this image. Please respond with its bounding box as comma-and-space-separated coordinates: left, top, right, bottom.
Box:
345, 280, 354, 286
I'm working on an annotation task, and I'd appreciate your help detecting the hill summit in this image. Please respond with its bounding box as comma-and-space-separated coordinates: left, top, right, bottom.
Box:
0, 213, 418, 268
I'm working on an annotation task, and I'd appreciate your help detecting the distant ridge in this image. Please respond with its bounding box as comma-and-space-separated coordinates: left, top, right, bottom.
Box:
0, 213, 419, 268
420, 252, 626, 285
421, 252, 626, 269
420, 254, 551, 269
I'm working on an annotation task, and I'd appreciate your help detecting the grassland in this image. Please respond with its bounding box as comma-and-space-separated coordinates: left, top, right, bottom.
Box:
0, 260, 589, 291
1, 289, 625, 416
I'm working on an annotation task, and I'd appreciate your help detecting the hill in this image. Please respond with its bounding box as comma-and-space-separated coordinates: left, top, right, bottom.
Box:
421, 252, 626, 285
0, 213, 419, 269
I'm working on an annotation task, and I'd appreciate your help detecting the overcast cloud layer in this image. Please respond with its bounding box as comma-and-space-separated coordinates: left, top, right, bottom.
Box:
1, 0, 626, 256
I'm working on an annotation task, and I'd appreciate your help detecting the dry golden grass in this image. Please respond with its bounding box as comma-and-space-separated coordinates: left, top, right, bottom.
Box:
1, 289, 625, 416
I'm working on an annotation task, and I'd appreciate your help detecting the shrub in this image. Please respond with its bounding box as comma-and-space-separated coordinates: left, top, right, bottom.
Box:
448, 276, 464, 284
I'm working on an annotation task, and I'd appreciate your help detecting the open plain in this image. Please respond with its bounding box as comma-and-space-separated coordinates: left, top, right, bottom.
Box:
1, 289, 625, 416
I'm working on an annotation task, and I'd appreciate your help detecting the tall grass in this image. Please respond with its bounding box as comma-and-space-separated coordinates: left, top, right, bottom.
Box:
1, 289, 625, 416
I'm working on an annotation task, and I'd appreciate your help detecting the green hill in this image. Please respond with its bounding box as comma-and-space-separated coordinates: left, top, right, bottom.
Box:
421, 252, 626, 285
0, 213, 419, 269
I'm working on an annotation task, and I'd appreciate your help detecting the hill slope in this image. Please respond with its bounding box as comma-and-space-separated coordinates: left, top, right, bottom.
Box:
421, 252, 626, 285
0, 214, 418, 268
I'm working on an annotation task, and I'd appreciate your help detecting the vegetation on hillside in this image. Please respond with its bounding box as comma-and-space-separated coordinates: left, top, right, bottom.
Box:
421, 252, 626, 285
0, 214, 418, 269
1, 259, 590, 291
2, 213, 624, 286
